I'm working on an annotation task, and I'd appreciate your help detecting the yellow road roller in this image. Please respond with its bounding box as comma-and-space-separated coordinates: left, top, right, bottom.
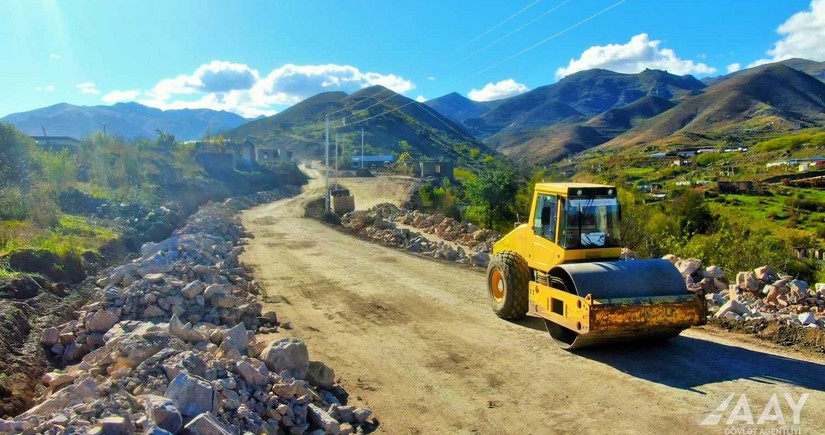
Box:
487, 183, 706, 349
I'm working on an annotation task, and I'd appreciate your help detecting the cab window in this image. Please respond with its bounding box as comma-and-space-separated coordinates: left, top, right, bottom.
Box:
533, 194, 558, 243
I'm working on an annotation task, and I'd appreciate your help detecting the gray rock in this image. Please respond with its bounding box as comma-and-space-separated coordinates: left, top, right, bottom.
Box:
353, 408, 372, 423
182, 412, 232, 435
260, 338, 309, 379
181, 281, 205, 299
469, 252, 490, 268
85, 309, 120, 333
137, 252, 174, 276
100, 415, 134, 435
223, 323, 248, 353
164, 372, 214, 418
143, 305, 166, 319
715, 300, 749, 318
703, 265, 724, 279
799, 312, 816, 325
308, 403, 340, 434
754, 265, 772, 281
676, 258, 701, 277
144, 273, 166, 283
168, 314, 207, 343
41, 327, 60, 347
306, 361, 335, 388
145, 395, 182, 434
236, 360, 268, 386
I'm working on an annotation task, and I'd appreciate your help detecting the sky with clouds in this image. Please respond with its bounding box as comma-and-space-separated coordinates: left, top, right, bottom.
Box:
2, 0, 823, 118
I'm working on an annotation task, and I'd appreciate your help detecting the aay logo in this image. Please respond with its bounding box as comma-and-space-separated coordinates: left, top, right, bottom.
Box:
701, 393, 809, 427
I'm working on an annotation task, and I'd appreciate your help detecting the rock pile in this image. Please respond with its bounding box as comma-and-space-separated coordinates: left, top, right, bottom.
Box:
341, 203, 497, 267
663, 255, 825, 328
2, 186, 374, 435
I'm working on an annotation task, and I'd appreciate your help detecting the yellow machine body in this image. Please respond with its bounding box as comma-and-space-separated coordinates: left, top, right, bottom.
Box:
491, 183, 706, 349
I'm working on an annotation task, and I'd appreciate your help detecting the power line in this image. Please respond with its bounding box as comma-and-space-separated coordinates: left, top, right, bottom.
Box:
336, 101, 417, 127
469, 0, 627, 78
345, 92, 403, 118
326, 88, 391, 116
456, 0, 542, 50
464, 0, 572, 61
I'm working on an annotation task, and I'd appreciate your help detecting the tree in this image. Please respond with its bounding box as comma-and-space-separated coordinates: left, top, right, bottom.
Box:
155, 129, 175, 149
668, 189, 716, 237
0, 123, 36, 187
465, 170, 517, 230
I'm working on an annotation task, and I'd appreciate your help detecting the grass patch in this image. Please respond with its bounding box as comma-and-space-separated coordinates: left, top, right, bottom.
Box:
0, 214, 119, 257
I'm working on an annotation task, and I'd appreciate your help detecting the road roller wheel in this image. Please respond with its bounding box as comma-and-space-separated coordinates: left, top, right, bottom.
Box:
547, 275, 581, 349
487, 251, 529, 320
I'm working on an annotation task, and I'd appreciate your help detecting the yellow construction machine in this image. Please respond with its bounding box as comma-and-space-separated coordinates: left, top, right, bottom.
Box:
487, 183, 706, 349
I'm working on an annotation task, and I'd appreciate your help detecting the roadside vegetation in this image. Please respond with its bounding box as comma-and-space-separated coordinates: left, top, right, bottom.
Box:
0, 123, 302, 277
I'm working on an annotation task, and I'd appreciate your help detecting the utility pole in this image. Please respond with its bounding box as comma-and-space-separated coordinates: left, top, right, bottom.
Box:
361, 128, 364, 169
334, 131, 339, 187
324, 115, 330, 212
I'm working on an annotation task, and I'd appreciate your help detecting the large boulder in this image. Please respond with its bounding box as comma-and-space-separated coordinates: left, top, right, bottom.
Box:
306, 361, 335, 388
223, 323, 248, 353
182, 412, 232, 435
259, 338, 309, 379
137, 252, 174, 277
145, 395, 183, 434
164, 372, 214, 418
85, 309, 120, 333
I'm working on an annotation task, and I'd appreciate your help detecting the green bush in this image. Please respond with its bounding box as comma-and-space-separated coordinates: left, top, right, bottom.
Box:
0, 186, 28, 220
696, 153, 724, 166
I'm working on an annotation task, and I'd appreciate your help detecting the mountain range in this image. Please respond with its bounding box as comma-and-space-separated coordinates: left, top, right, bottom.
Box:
0, 102, 250, 141
226, 85, 493, 166
3, 58, 824, 168
423, 58, 825, 165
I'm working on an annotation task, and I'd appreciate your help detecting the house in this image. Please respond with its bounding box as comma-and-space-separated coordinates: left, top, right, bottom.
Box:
673, 159, 691, 167
799, 160, 825, 172
30, 135, 80, 152
419, 160, 454, 180
226, 139, 256, 171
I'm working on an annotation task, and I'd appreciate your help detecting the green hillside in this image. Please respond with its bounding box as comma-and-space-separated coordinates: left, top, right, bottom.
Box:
227, 86, 496, 168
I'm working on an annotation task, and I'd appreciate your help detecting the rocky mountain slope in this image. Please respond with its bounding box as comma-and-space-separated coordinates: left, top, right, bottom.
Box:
602, 64, 825, 150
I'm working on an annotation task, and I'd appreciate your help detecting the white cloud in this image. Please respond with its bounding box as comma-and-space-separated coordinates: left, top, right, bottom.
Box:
416, 95, 426, 102
427, 76, 436, 81
50, 53, 61, 59
129, 61, 415, 118
102, 89, 142, 104
468, 79, 529, 101
697, 53, 707, 59
35, 85, 55, 92
555, 33, 718, 79
749, 0, 825, 67
76, 82, 100, 95
726, 63, 742, 74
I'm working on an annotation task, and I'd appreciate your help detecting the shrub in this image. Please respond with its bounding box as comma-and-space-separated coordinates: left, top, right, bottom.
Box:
0, 186, 28, 220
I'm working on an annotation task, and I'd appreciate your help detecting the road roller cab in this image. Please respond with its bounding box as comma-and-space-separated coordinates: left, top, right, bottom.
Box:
487, 183, 706, 349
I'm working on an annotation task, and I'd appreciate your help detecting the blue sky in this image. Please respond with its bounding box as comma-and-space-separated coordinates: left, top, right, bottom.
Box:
1, 0, 823, 118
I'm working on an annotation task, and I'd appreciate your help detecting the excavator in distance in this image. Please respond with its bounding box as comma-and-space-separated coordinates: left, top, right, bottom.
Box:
487, 183, 706, 349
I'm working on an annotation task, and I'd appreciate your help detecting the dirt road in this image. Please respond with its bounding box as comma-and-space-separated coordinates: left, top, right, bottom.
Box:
241, 174, 825, 434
